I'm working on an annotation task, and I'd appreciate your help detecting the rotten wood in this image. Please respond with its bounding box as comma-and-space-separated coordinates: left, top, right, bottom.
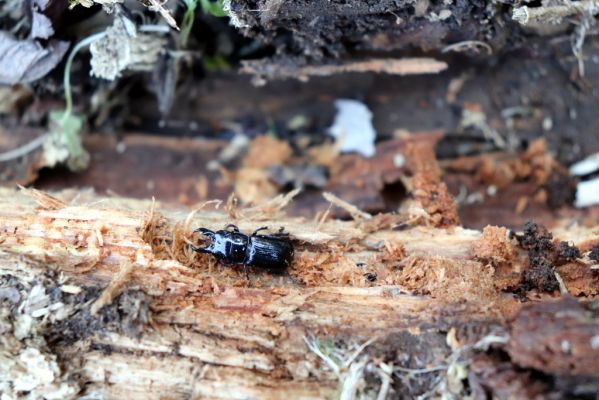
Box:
1, 188, 598, 399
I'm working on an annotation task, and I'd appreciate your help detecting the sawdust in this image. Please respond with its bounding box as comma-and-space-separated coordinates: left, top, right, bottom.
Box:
397, 256, 497, 303
471, 226, 517, 266
462, 139, 576, 209
475, 139, 558, 188
403, 138, 460, 228
289, 239, 404, 287
135, 185, 592, 300
555, 261, 599, 296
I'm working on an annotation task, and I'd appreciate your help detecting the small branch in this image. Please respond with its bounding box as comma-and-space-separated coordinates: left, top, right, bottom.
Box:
442, 40, 493, 55
376, 362, 393, 400
303, 335, 342, 378
513, 2, 599, 26
241, 58, 448, 82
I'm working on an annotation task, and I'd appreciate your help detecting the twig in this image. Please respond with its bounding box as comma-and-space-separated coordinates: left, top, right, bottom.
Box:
473, 334, 509, 351
394, 365, 447, 375
303, 335, 341, 378
241, 58, 448, 81
323, 192, 372, 221
317, 202, 333, 230
147, 0, 179, 30
442, 40, 493, 55
340, 357, 367, 400
343, 336, 377, 368
376, 362, 393, 400
513, 2, 599, 26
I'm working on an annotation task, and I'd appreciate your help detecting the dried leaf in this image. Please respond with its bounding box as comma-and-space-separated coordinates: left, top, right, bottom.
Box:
0, 32, 69, 85
30, 11, 54, 39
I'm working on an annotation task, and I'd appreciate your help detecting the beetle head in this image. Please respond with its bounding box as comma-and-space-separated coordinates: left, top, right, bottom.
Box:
192, 228, 216, 253
195, 228, 215, 237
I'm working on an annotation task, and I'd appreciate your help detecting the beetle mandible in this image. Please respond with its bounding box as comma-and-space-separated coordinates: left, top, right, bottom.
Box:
191, 224, 294, 277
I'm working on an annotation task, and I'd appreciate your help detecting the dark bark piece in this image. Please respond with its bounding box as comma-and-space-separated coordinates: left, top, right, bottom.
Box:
508, 296, 599, 376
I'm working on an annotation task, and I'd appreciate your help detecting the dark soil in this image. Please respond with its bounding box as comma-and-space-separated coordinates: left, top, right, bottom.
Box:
228, 0, 513, 63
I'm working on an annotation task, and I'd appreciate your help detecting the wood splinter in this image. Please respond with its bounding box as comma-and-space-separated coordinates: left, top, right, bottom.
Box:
90, 260, 135, 315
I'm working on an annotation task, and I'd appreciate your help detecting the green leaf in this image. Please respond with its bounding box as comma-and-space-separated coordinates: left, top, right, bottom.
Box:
45, 110, 90, 172
200, 0, 228, 17
202, 55, 231, 71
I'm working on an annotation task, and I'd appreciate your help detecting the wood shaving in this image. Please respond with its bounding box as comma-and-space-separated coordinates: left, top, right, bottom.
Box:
322, 192, 372, 221
18, 185, 66, 210
90, 261, 134, 315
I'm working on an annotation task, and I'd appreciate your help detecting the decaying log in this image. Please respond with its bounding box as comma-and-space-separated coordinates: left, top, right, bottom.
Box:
1, 188, 599, 399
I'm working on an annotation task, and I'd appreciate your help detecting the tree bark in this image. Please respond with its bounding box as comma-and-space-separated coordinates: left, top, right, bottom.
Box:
1, 188, 598, 399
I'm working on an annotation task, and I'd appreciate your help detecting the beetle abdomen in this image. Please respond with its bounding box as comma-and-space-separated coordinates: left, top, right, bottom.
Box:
246, 236, 293, 270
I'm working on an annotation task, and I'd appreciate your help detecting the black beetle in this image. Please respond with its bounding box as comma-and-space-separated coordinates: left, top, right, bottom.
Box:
191, 224, 294, 276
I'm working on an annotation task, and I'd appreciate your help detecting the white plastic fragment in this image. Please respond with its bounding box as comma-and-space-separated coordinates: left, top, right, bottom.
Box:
570, 152, 599, 176
328, 99, 376, 158
574, 177, 599, 208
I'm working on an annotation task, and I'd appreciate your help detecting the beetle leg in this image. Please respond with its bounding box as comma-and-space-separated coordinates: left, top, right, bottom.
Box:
271, 226, 290, 237
243, 263, 250, 280
224, 224, 240, 232
252, 226, 268, 236
260, 226, 290, 239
